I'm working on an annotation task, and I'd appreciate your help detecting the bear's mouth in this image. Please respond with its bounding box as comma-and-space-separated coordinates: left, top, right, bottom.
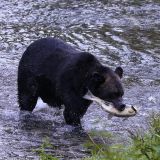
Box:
104, 101, 126, 111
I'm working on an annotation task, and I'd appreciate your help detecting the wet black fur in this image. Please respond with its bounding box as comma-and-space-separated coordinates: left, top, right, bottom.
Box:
18, 37, 124, 126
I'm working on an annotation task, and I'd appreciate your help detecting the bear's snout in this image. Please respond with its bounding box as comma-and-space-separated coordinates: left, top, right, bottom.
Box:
111, 99, 126, 111
118, 104, 126, 111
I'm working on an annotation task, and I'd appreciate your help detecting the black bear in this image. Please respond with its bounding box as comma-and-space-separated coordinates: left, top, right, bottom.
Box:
18, 37, 125, 126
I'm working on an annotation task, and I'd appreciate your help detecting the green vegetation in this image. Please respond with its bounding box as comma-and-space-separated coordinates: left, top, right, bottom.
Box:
36, 113, 160, 160
35, 138, 59, 160
84, 113, 160, 160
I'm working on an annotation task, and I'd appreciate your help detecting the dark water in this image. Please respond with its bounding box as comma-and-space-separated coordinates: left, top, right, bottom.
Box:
0, 0, 160, 159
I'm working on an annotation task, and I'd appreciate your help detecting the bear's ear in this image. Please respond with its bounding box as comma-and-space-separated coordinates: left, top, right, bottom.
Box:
115, 67, 123, 78
91, 72, 105, 85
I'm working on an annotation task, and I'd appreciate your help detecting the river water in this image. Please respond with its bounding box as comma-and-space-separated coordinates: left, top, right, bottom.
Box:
0, 0, 160, 159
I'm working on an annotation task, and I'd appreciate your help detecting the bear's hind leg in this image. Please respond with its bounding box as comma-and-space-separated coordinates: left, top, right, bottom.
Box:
18, 77, 39, 112
18, 92, 38, 111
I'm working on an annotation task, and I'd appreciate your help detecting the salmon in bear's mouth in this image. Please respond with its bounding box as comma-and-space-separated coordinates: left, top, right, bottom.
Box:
83, 90, 137, 118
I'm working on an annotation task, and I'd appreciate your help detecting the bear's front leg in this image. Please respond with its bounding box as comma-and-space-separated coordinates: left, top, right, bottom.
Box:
63, 93, 90, 126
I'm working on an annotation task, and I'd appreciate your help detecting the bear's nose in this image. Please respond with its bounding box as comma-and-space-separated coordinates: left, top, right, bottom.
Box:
119, 104, 126, 111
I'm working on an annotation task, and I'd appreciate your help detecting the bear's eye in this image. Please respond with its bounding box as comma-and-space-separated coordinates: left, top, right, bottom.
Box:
91, 72, 105, 87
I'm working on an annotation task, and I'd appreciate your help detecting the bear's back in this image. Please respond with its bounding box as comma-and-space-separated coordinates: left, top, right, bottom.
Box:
18, 38, 80, 74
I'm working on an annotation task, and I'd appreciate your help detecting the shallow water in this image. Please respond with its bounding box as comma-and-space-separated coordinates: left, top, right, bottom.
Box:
0, 0, 160, 159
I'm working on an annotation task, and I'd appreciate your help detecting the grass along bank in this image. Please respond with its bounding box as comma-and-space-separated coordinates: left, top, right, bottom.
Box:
84, 113, 160, 160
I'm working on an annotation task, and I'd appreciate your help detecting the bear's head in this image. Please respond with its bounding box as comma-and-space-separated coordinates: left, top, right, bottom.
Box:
88, 66, 125, 111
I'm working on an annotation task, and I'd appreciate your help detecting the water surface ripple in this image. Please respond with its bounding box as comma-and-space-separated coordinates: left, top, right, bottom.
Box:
0, 0, 160, 159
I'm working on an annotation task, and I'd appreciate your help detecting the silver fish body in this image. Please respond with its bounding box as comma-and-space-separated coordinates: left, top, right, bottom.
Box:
83, 90, 137, 118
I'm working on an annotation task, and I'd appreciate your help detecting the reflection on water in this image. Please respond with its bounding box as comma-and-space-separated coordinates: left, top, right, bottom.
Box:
0, 0, 160, 159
